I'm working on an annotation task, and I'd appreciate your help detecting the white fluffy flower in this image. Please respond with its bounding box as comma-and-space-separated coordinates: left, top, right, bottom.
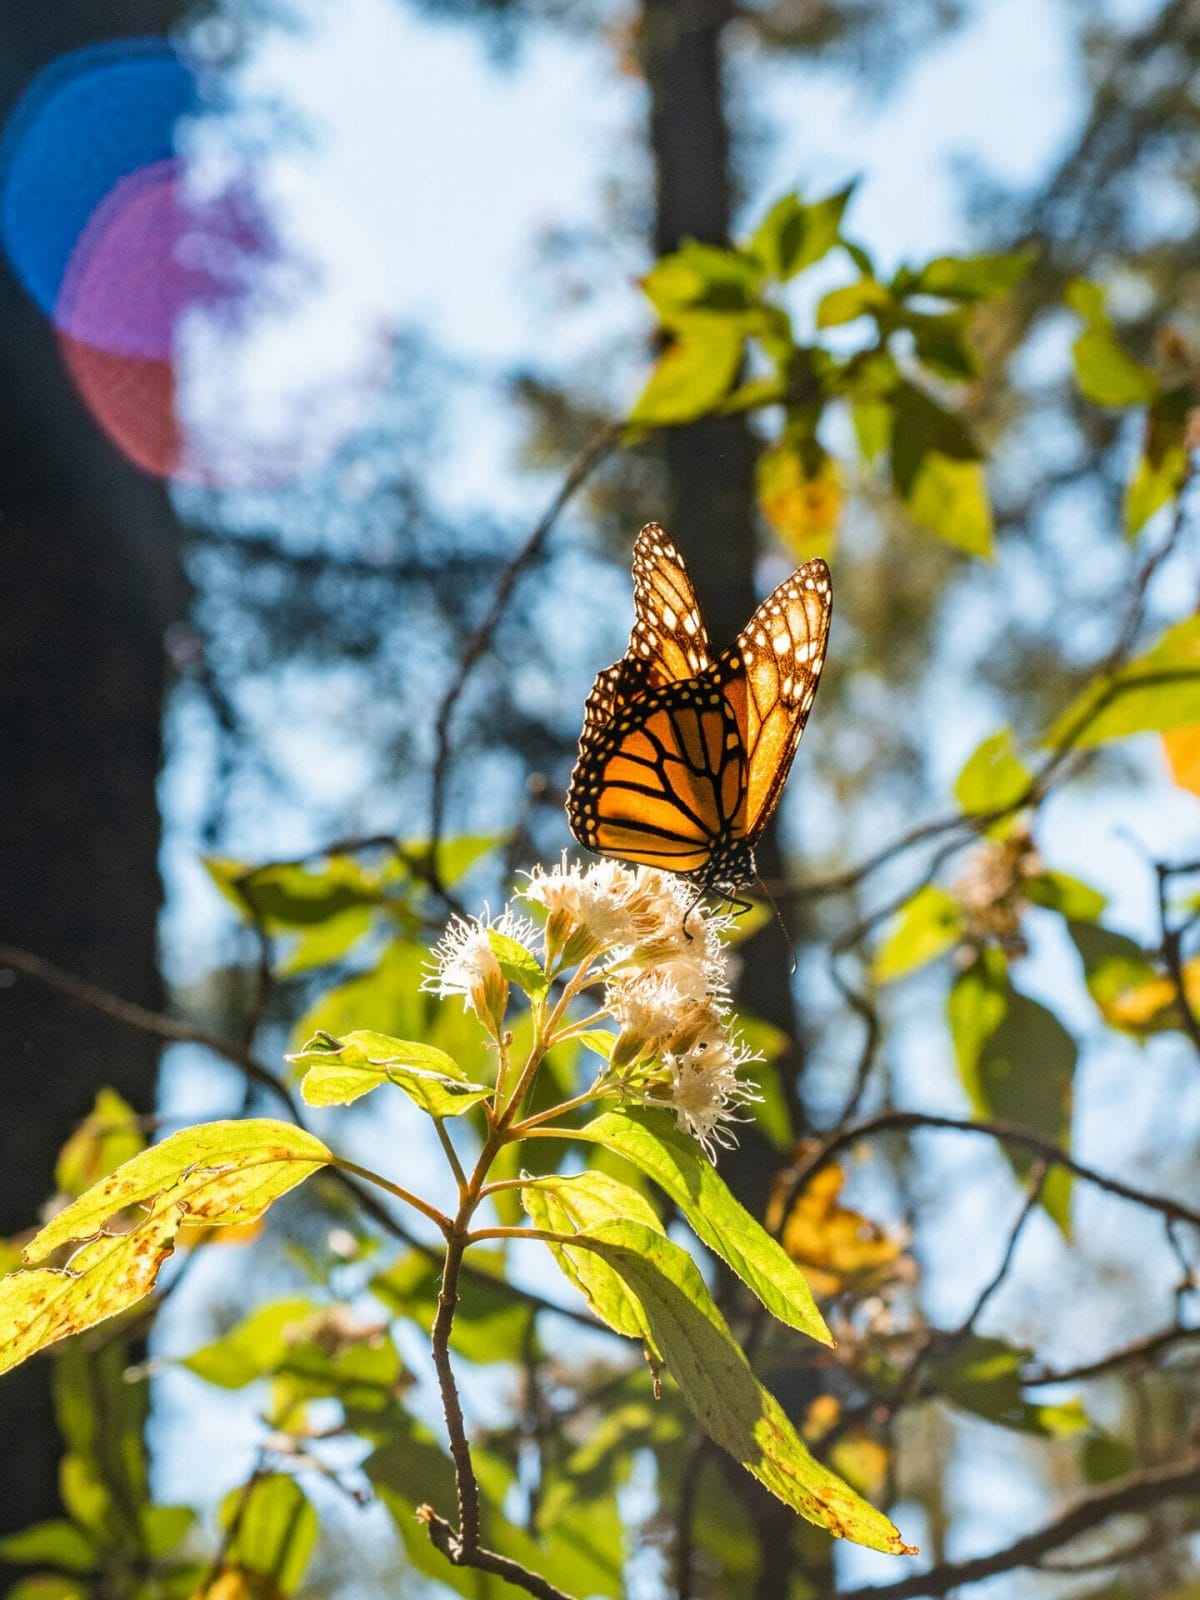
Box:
653, 1033, 761, 1157
422, 908, 533, 1031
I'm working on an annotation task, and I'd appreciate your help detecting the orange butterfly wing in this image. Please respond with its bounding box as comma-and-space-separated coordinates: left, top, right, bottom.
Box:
568, 531, 831, 892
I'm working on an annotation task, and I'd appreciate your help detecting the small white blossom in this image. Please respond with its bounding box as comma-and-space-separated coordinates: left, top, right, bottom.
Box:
522, 856, 643, 963
652, 1034, 762, 1157
422, 908, 533, 1031
609, 970, 686, 1068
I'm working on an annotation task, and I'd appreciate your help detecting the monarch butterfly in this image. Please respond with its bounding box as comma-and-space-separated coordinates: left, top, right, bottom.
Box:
567, 523, 832, 895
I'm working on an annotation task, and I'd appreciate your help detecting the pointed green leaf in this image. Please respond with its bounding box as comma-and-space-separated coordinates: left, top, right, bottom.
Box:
570, 1109, 829, 1343
1023, 871, 1107, 922
572, 1220, 912, 1553
487, 928, 548, 997
905, 451, 993, 557
750, 186, 852, 280
521, 1171, 664, 1341
629, 318, 746, 426
1041, 616, 1200, 748
182, 1297, 318, 1388
0, 1522, 98, 1574
219, 1475, 317, 1596
642, 241, 764, 320
907, 251, 1035, 302
289, 1030, 490, 1116
927, 1334, 1088, 1436
954, 728, 1032, 819
816, 278, 893, 328
874, 885, 965, 984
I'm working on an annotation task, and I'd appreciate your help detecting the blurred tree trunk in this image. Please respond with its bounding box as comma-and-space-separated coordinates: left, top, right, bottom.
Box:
637, 5, 823, 1594
637, 0, 803, 1193
0, 3, 188, 1537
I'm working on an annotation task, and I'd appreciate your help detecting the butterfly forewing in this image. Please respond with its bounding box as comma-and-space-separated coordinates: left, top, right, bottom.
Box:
727, 558, 832, 840
629, 523, 712, 686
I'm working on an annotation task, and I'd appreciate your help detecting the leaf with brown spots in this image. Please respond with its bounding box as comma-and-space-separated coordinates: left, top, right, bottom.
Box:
0, 1121, 330, 1375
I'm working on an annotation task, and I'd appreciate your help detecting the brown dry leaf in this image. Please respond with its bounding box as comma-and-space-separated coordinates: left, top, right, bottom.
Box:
1163, 725, 1200, 795
769, 1163, 903, 1300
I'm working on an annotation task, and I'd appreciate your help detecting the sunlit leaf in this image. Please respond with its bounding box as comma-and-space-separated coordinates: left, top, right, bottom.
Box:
1042, 616, 1200, 747
55, 1088, 145, 1199
905, 251, 1035, 302
571, 1109, 829, 1343
289, 1030, 490, 1116
571, 1220, 912, 1553
770, 1165, 904, 1300
1163, 724, 1200, 796
905, 451, 993, 557
487, 928, 548, 997
816, 278, 893, 328
216, 1475, 317, 1597
182, 1298, 318, 1389
205, 857, 378, 931
927, 1334, 1088, 1436
873, 885, 965, 984
757, 436, 843, 561
749, 185, 852, 280
290, 939, 427, 1052
1067, 279, 1157, 408
642, 241, 763, 320
1022, 870, 1107, 922
0, 1522, 98, 1574
629, 318, 746, 425
521, 1170, 664, 1341
0, 1122, 330, 1374
953, 728, 1032, 821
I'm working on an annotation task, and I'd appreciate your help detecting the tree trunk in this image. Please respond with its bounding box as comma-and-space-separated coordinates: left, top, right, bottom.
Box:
0, 3, 188, 1536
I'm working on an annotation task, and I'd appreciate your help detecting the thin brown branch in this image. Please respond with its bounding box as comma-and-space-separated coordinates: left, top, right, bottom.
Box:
426, 423, 619, 879
825, 1452, 1200, 1600
795, 1111, 1200, 1231
1022, 1323, 1200, 1387
418, 1506, 576, 1600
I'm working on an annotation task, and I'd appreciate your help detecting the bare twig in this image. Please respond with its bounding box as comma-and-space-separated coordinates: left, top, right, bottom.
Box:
426, 424, 619, 884
794, 1110, 1200, 1231
1022, 1322, 1200, 1386
825, 1453, 1200, 1600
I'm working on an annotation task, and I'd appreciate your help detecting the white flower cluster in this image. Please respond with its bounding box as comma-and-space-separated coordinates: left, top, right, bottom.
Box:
424, 856, 761, 1157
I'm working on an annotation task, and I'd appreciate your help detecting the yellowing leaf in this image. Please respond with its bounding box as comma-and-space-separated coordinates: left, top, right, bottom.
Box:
1043, 616, 1200, 748
769, 1165, 904, 1300
873, 885, 965, 984
55, 1088, 144, 1198
191, 1571, 283, 1600
0, 1121, 330, 1374
1163, 725, 1200, 796
905, 451, 993, 558
1096, 956, 1200, 1038
757, 439, 843, 561
573, 1220, 914, 1554
628, 317, 745, 426
289, 1030, 490, 1116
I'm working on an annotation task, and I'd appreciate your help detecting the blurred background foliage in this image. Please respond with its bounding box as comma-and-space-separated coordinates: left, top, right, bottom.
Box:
1, 0, 1199, 1595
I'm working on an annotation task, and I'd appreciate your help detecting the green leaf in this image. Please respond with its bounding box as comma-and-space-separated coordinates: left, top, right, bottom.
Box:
289, 1029, 490, 1116
816, 278, 893, 328
54, 1088, 145, 1199
906, 309, 980, 381
0, 1522, 98, 1574
276, 906, 373, 975
954, 728, 1033, 821
906, 250, 1035, 302
182, 1297, 318, 1388
629, 318, 746, 426
1023, 871, 1107, 922
927, 1334, 1088, 1436
749, 186, 852, 280
487, 928, 548, 997
571, 1109, 830, 1344
1067, 278, 1157, 408
520, 1171, 665, 1341
5, 1580, 89, 1600
219, 1475, 317, 1596
642, 241, 764, 320
947, 948, 1008, 1091
851, 398, 892, 463
1067, 919, 1161, 1032
1124, 388, 1193, 538
0, 1121, 330, 1374
959, 984, 1077, 1234
205, 856, 378, 930
905, 451, 993, 557
1041, 616, 1200, 748
873, 885, 965, 984
571, 1220, 912, 1553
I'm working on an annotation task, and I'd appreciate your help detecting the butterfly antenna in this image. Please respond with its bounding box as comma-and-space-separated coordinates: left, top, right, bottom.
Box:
757, 875, 797, 976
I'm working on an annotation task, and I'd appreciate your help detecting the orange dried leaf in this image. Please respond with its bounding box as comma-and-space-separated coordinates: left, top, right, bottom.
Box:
1163, 725, 1200, 795
770, 1164, 903, 1300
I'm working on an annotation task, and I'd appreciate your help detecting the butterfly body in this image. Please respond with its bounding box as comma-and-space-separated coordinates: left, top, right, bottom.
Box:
568, 524, 831, 895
